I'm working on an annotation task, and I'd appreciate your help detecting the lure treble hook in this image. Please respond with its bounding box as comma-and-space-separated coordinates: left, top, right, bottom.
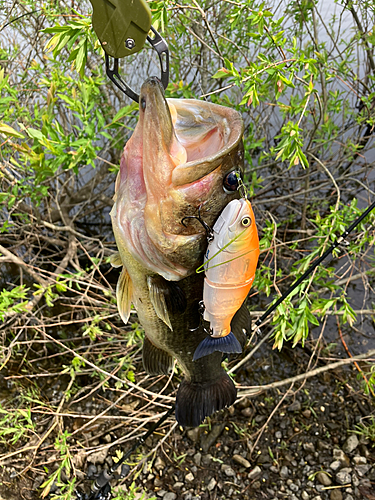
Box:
181, 206, 214, 242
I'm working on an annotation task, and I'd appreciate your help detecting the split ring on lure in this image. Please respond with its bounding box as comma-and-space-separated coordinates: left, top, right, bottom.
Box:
193, 198, 260, 361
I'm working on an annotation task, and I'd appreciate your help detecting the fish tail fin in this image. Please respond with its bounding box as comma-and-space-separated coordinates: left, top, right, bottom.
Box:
175, 371, 236, 428
193, 331, 242, 361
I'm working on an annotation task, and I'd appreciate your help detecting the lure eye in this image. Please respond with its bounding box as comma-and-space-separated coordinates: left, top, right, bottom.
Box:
241, 216, 252, 227
141, 97, 146, 111
223, 170, 240, 194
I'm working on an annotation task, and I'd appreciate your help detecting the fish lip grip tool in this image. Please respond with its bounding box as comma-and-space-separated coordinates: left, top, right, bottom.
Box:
88, 0, 169, 103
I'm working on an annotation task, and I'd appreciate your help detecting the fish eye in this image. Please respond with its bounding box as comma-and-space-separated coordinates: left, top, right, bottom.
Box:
241, 216, 252, 227
141, 97, 146, 111
223, 170, 240, 194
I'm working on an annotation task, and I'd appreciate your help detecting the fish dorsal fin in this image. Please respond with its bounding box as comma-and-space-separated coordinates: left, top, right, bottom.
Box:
117, 268, 133, 324
147, 276, 173, 330
110, 252, 123, 268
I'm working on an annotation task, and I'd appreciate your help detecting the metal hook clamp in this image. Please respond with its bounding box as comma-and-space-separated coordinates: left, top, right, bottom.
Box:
105, 26, 169, 103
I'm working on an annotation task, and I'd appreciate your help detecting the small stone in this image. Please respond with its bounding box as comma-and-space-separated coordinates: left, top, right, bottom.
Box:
157, 490, 166, 497
275, 431, 282, 439
193, 452, 201, 466
76, 470, 85, 480
202, 454, 212, 466
87, 449, 108, 465
32, 476, 44, 490
154, 478, 163, 487
103, 434, 112, 443
358, 444, 370, 457
241, 407, 253, 418
302, 409, 312, 418
164, 494, 177, 500
221, 464, 236, 477
317, 440, 331, 451
87, 464, 97, 478
342, 435, 359, 454
330, 460, 342, 472
185, 472, 194, 482
237, 397, 251, 409
336, 469, 352, 485
173, 483, 184, 489
154, 457, 165, 472
330, 490, 343, 500
316, 472, 332, 486
289, 483, 299, 492
303, 442, 315, 453
255, 414, 265, 423
248, 466, 262, 480
200, 424, 224, 453
301, 492, 310, 500
288, 401, 301, 412
73, 451, 86, 469
187, 428, 200, 443
233, 454, 251, 468
207, 478, 217, 491
355, 464, 371, 476
344, 495, 354, 500
333, 449, 350, 467
352, 456, 366, 465
280, 466, 289, 479
312, 496, 322, 500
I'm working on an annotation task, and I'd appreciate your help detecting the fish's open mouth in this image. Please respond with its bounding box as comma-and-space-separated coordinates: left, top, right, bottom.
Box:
167, 98, 244, 186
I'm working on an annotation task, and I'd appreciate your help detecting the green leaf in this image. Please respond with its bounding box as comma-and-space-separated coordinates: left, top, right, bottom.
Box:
212, 68, 232, 79
27, 128, 44, 141
75, 40, 87, 77
0, 123, 24, 139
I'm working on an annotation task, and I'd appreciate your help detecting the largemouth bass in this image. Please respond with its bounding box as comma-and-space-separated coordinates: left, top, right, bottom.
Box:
110, 77, 250, 427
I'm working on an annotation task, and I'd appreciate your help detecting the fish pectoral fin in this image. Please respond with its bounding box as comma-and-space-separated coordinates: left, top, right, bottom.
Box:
230, 300, 251, 348
193, 332, 242, 361
175, 371, 237, 428
110, 252, 123, 268
147, 276, 187, 331
142, 335, 174, 376
117, 268, 133, 324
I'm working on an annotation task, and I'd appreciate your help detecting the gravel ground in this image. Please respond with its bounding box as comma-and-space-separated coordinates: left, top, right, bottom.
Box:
117, 369, 375, 500
0, 347, 374, 500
